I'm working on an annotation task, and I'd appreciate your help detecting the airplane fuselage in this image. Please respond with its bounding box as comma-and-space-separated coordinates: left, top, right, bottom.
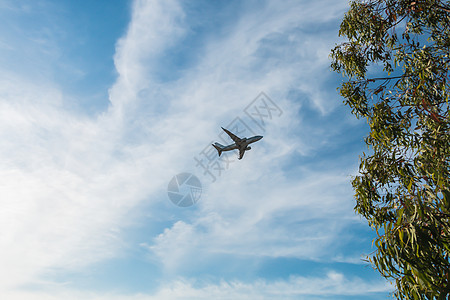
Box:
213, 127, 263, 159
221, 136, 262, 152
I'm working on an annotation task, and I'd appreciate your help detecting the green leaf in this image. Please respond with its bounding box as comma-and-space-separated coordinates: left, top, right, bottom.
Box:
331, 0, 450, 298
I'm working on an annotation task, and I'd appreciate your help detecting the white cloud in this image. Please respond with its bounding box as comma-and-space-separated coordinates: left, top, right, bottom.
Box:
134, 273, 391, 299
2, 272, 391, 300
110, 0, 186, 111
119, 0, 369, 278
0, 74, 157, 289
0, 0, 385, 298
147, 169, 359, 272
0, 0, 189, 292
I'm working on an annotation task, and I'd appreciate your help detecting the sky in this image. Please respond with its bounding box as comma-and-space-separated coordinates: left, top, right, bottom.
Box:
0, 0, 394, 299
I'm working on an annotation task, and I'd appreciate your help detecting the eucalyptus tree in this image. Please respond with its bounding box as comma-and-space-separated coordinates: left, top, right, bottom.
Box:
331, 0, 450, 298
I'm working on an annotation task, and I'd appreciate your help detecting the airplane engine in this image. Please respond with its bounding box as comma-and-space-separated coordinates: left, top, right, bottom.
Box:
246, 146, 251, 150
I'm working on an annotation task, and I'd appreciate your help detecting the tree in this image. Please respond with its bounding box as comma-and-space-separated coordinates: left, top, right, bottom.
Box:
331, 0, 450, 298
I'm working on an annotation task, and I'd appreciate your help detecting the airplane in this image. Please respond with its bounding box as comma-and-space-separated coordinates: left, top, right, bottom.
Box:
212, 127, 263, 160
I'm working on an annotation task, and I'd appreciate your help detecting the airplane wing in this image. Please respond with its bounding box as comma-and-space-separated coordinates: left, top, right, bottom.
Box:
238, 148, 245, 160
221, 127, 242, 143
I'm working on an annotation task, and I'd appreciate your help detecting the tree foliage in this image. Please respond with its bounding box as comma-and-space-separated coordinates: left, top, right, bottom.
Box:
331, 0, 450, 298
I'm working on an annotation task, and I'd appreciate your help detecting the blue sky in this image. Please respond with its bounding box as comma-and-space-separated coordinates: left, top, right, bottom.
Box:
0, 0, 394, 299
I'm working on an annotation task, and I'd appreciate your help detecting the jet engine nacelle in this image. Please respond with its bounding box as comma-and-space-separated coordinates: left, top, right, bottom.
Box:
246, 146, 251, 150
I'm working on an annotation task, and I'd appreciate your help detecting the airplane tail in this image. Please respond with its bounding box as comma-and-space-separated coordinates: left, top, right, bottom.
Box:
212, 142, 224, 156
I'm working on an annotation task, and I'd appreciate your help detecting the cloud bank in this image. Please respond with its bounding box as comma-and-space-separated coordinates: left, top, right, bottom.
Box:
0, 0, 390, 298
